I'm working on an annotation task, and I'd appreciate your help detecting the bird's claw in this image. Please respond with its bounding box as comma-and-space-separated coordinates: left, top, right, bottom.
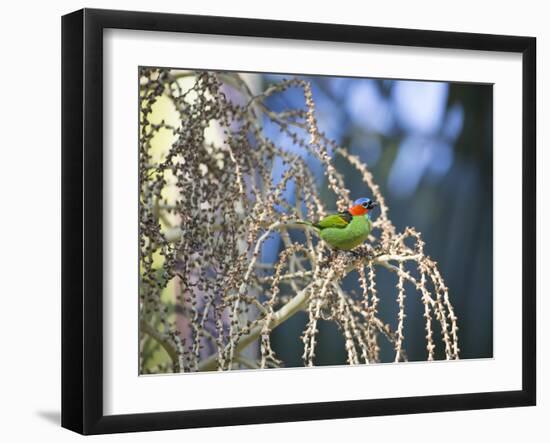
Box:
318, 249, 338, 268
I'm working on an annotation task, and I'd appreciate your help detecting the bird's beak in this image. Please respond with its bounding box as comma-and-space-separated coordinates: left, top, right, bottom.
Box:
367, 201, 378, 210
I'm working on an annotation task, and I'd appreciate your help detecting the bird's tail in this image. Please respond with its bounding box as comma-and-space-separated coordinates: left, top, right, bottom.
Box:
291, 220, 320, 232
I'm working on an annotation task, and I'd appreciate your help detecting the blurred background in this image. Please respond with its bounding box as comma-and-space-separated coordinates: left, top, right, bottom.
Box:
142, 69, 493, 369
251, 73, 494, 365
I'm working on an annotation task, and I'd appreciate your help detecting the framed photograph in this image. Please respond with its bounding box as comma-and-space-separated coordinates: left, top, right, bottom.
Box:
61, 8, 536, 435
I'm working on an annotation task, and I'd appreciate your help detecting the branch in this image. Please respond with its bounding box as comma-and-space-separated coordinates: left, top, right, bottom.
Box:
198, 278, 319, 371
140, 318, 183, 372
197, 253, 423, 371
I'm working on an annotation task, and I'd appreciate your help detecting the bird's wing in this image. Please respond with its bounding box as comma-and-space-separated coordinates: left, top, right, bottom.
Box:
314, 211, 352, 230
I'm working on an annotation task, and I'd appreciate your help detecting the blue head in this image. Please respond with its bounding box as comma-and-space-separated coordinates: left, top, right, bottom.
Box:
349, 197, 378, 217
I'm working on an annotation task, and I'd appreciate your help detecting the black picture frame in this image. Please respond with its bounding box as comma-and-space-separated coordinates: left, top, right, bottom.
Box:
61, 8, 536, 435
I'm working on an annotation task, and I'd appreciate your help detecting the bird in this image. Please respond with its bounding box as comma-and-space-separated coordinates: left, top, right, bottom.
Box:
297, 197, 378, 250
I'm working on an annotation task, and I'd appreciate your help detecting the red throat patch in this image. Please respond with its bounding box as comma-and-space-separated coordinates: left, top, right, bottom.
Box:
349, 204, 368, 216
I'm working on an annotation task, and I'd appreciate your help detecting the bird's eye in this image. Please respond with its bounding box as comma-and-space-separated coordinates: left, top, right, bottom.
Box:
362, 202, 369, 208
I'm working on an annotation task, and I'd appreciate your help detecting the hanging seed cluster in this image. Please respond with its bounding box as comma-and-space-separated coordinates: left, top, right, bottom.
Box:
139, 68, 460, 373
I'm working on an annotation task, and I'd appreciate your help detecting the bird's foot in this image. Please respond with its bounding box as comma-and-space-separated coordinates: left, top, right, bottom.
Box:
318, 249, 338, 268
345, 249, 361, 261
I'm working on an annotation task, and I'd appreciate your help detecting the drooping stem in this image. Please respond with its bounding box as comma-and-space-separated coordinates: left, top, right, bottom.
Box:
197, 253, 423, 372
198, 279, 317, 371
139, 318, 184, 373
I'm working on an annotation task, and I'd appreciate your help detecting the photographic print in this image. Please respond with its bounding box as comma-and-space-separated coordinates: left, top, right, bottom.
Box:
138, 67, 493, 374
62, 10, 535, 433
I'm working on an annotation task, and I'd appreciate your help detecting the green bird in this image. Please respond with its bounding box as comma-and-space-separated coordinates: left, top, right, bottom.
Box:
299, 197, 378, 250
